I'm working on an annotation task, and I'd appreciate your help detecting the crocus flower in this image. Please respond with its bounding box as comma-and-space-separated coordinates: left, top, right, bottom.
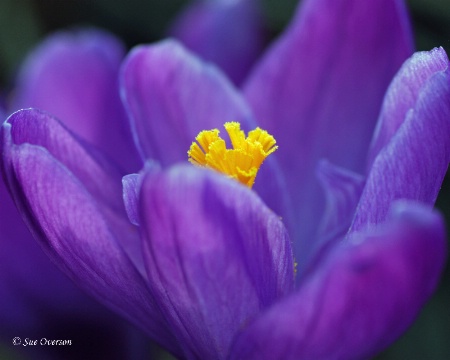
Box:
168, 0, 267, 85
1, 1, 449, 360
0, 29, 148, 359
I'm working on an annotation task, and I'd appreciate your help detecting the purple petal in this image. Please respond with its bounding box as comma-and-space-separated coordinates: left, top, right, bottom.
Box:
4, 145, 177, 351
5, 109, 124, 213
122, 160, 161, 226
368, 47, 449, 167
243, 0, 413, 264
0, 108, 148, 353
139, 164, 294, 359
4, 109, 147, 276
0, 181, 147, 357
11, 29, 141, 173
120, 40, 291, 220
316, 160, 365, 239
230, 201, 446, 360
123, 174, 141, 226
302, 160, 365, 274
0, 180, 88, 331
168, 0, 266, 85
351, 66, 450, 231
1, 111, 181, 354
120, 39, 255, 166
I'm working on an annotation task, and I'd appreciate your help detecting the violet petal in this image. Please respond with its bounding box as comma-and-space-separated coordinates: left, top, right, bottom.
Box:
244, 0, 413, 264
5, 109, 149, 277
0, 181, 96, 332
316, 160, 365, 240
169, 0, 266, 85
301, 160, 365, 274
139, 164, 294, 359
5, 109, 124, 214
12, 28, 141, 173
0, 179, 146, 358
352, 66, 450, 231
123, 173, 141, 226
122, 160, 161, 226
368, 47, 449, 167
120, 39, 256, 166
230, 201, 446, 360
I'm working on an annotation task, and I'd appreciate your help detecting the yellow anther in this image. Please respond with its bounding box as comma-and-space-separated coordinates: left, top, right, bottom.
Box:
187, 122, 278, 188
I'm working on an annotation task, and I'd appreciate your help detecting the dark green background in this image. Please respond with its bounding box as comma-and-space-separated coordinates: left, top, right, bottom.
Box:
0, 1, 449, 359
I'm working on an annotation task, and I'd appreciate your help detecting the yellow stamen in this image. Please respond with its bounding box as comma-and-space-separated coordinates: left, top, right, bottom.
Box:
188, 122, 278, 188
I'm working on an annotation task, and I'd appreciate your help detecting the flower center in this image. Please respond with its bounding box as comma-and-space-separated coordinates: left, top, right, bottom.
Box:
188, 122, 278, 188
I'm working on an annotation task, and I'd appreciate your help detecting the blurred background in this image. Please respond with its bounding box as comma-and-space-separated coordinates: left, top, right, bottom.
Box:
0, 0, 449, 359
